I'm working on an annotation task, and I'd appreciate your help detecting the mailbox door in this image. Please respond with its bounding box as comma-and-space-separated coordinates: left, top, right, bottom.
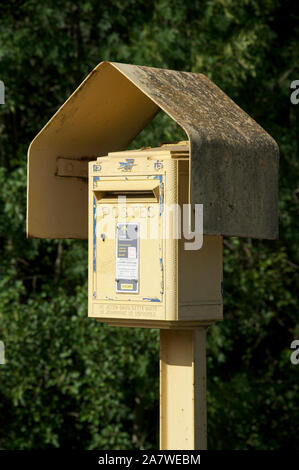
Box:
92, 176, 164, 303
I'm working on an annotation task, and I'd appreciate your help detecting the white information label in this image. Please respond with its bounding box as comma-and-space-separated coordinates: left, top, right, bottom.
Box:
116, 223, 139, 293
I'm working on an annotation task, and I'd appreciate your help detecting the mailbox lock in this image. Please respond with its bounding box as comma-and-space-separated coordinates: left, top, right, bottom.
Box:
100, 233, 106, 241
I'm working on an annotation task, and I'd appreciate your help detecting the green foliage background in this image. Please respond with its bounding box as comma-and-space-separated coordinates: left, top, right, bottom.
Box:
0, 0, 298, 449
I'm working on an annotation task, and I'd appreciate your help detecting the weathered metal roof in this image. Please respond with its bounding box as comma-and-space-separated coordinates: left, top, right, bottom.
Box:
27, 61, 279, 239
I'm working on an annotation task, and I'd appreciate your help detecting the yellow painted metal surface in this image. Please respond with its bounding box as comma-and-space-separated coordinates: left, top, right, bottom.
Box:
88, 143, 222, 328
160, 329, 207, 450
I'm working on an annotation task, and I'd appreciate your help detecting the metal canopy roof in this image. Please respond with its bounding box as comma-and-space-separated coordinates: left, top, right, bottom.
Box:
27, 61, 279, 239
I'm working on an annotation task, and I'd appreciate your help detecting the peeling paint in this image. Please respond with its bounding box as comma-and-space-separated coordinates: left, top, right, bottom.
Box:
118, 159, 135, 171
142, 297, 161, 302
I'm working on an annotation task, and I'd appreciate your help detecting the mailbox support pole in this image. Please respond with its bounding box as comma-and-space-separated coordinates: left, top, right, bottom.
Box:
160, 328, 207, 450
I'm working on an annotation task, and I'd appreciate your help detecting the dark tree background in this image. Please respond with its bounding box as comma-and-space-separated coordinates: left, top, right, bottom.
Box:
0, 0, 298, 449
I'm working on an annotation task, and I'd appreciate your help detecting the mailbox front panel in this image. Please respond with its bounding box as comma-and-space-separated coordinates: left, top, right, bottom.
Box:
88, 154, 177, 324
93, 176, 164, 303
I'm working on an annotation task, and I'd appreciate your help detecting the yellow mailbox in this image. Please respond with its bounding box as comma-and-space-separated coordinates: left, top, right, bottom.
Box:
88, 142, 222, 328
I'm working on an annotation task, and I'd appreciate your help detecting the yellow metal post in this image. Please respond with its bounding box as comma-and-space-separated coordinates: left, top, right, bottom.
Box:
160, 329, 207, 450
